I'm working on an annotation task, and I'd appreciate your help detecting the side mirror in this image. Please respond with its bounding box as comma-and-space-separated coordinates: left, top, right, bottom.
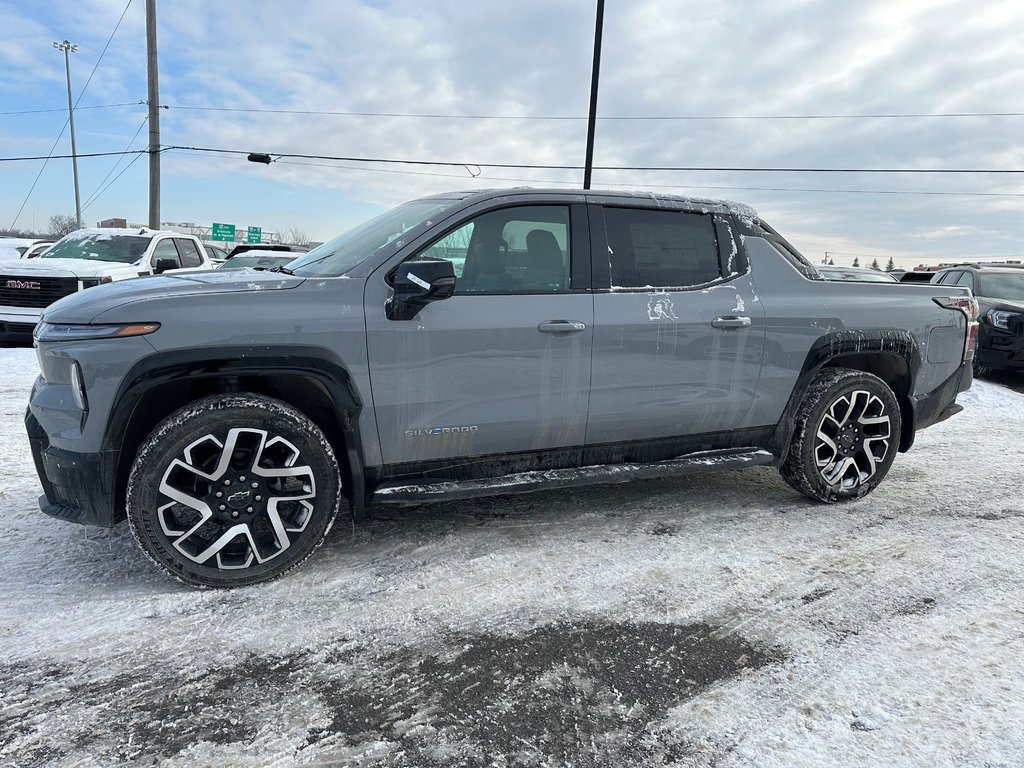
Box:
154, 257, 178, 274
387, 258, 456, 320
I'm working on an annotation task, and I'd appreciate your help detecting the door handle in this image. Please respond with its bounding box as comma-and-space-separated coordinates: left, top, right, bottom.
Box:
538, 320, 587, 334
711, 316, 752, 329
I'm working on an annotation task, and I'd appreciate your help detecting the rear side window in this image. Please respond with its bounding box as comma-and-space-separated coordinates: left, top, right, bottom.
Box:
954, 272, 975, 291
175, 239, 203, 268
603, 208, 720, 288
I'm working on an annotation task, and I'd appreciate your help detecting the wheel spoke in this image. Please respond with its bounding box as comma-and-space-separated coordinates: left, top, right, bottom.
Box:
187, 523, 252, 566
821, 456, 856, 486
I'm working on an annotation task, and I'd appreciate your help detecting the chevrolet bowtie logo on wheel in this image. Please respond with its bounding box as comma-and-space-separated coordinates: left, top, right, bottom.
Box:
5, 280, 41, 290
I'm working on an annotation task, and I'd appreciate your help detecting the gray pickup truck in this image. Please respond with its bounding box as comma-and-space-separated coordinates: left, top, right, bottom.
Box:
25, 189, 978, 587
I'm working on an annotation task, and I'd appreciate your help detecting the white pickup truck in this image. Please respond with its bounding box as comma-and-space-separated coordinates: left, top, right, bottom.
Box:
0, 227, 215, 343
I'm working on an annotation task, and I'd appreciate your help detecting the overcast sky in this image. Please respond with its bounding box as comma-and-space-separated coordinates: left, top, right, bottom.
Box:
2, 0, 1024, 266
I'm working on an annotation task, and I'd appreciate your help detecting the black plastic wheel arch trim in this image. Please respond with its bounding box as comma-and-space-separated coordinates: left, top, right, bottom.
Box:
104, 345, 367, 522
767, 329, 923, 459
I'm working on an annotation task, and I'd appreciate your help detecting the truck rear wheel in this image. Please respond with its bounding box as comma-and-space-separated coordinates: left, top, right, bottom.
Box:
127, 394, 342, 588
780, 367, 901, 503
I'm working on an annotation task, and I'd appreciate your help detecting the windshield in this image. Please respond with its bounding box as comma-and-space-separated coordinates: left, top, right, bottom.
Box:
40, 231, 152, 263
978, 271, 1024, 301
220, 255, 296, 270
287, 200, 451, 277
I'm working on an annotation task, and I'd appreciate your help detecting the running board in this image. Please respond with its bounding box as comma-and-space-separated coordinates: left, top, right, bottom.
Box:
370, 448, 776, 505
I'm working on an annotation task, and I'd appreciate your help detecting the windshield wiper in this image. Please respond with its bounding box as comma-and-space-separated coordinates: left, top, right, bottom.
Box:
267, 265, 295, 275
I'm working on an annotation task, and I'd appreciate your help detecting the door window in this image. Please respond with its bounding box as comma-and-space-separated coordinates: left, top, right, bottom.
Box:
417, 205, 571, 293
175, 239, 203, 268
151, 239, 181, 269
604, 208, 721, 288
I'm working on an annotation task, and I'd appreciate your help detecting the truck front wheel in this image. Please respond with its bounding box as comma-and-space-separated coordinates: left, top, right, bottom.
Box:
127, 394, 342, 588
780, 367, 901, 503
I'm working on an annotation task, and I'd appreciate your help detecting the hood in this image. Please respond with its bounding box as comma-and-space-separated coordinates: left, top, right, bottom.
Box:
980, 296, 1024, 312
0, 257, 143, 279
43, 270, 307, 324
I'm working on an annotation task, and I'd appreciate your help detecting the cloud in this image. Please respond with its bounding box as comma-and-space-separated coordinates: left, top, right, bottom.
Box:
2, 0, 1024, 264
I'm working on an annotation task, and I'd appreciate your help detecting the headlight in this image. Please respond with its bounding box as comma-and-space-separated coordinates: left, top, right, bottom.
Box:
80, 276, 113, 289
987, 310, 1015, 330
34, 322, 161, 342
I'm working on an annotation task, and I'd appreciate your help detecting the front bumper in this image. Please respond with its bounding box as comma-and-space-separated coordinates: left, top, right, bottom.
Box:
25, 409, 121, 527
976, 327, 1024, 371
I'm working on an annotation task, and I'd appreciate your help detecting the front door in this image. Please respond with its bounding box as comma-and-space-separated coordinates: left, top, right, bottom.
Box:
364, 203, 594, 468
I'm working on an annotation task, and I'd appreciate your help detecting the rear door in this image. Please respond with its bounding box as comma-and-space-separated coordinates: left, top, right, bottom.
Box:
585, 203, 767, 454
364, 202, 594, 468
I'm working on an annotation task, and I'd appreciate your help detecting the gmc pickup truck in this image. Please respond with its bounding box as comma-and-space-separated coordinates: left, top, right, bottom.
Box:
1, 227, 215, 344
25, 189, 977, 587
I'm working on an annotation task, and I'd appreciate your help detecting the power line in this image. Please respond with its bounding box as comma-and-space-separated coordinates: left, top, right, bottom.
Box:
8, 102, 1023, 122
0, 101, 141, 116
7, 129, 71, 231
9, 0, 135, 230
2, 149, 148, 162
8, 145, 1024, 179
161, 103, 1024, 121
81, 116, 148, 210
81, 152, 145, 215
159, 146, 1024, 174
267, 156, 1024, 199
70, 0, 135, 111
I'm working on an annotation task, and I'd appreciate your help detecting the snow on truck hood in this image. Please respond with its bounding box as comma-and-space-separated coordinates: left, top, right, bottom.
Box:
42, 270, 307, 324
0, 257, 144, 279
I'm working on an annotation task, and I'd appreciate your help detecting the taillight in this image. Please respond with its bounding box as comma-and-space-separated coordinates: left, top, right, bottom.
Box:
933, 296, 980, 362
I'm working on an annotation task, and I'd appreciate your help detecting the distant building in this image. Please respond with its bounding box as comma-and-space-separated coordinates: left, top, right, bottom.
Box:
97, 217, 127, 228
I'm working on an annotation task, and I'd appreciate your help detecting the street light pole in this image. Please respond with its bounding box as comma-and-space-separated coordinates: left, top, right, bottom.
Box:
53, 40, 82, 229
583, 0, 605, 190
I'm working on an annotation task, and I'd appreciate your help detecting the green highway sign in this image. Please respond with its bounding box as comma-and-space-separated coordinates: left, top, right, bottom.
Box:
247, 226, 262, 244
211, 222, 236, 242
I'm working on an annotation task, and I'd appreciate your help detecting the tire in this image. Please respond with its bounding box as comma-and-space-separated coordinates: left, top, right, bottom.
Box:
972, 358, 991, 379
780, 367, 902, 503
127, 394, 342, 588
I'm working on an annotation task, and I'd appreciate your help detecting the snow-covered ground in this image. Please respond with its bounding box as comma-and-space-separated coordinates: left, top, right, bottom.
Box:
1, 346, 1022, 767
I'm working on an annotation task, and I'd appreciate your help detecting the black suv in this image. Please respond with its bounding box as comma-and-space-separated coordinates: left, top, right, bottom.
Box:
932, 263, 1024, 375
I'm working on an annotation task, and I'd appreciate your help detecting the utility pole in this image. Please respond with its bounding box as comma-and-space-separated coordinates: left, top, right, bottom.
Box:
53, 40, 82, 229
146, 0, 160, 230
583, 0, 605, 190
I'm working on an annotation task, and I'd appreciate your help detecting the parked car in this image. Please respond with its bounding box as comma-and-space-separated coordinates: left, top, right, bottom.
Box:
217, 253, 298, 271
225, 243, 308, 259
203, 243, 230, 264
0, 228, 215, 344
26, 189, 977, 587
817, 265, 899, 283
0, 238, 53, 260
931, 263, 1024, 375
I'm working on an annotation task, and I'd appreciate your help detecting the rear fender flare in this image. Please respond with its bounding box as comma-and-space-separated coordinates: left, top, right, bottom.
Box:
767, 330, 922, 459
